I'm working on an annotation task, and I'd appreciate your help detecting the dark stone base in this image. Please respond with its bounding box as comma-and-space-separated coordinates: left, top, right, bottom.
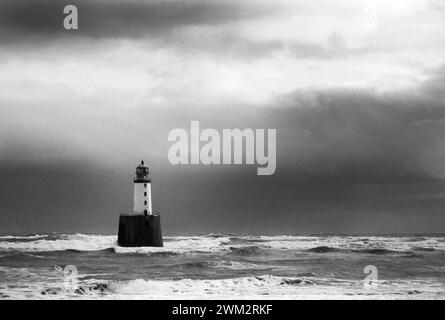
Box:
117, 214, 163, 247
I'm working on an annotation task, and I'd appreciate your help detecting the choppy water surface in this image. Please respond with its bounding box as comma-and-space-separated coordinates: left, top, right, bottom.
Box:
0, 233, 444, 299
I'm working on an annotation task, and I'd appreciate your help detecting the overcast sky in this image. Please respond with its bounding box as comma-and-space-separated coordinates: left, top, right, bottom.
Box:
0, 0, 445, 234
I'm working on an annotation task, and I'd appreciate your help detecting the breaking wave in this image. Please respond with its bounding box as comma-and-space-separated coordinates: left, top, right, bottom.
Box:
2, 274, 442, 299
228, 245, 263, 256
0, 233, 443, 254
0, 234, 117, 252
0, 234, 232, 254
0, 234, 48, 239
306, 246, 340, 253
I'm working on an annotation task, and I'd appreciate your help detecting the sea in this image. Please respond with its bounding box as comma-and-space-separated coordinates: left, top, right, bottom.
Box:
0, 233, 444, 299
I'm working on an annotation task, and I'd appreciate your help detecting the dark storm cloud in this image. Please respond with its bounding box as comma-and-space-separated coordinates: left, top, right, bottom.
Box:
0, 0, 380, 60
0, 0, 273, 41
156, 66, 445, 184
269, 79, 445, 183
176, 71, 445, 234
151, 66, 445, 233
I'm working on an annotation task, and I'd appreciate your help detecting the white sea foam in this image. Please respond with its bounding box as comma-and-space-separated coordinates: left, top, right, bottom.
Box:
2, 274, 442, 300
213, 261, 270, 270
248, 235, 445, 252
110, 275, 445, 300
0, 234, 117, 252
0, 233, 443, 254
114, 237, 231, 254
0, 234, 232, 254
81, 274, 445, 300
0, 234, 48, 240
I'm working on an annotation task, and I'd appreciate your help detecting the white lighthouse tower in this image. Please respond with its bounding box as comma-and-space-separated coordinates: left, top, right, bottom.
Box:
133, 160, 152, 215
118, 160, 163, 247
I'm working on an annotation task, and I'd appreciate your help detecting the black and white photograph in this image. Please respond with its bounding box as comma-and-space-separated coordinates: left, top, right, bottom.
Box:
0, 0, 444, 305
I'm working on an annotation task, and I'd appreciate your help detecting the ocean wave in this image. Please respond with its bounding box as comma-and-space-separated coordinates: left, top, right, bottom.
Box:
106, 275, 316, 299
4, 275, 300, 299
0, 234, 48, 241
257, 235, 445, 253
1, 271, 443, 300
114, 237, 231, 255
66, 275, 445, 299
113, 249, 181, 257
0, 234, 117, 252
173, 261, 210, 269
228, 245, 263, 256
161, 260, 272, 271
200, 233, 228, 238
358, 248, 399, 254
0, 234, 231, 254
306, 246, 340, 253
0, 233, 443, 255
305, 246, 438, 255
0, 252, 46, 259
412, 247, 436, 252
0, 234, 48, 239
304, 246, 395, 254
213, 261, 270, 270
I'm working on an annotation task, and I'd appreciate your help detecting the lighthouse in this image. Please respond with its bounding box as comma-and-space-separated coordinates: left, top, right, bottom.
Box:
117, 161, 163, 247
133, 160, 152, 215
